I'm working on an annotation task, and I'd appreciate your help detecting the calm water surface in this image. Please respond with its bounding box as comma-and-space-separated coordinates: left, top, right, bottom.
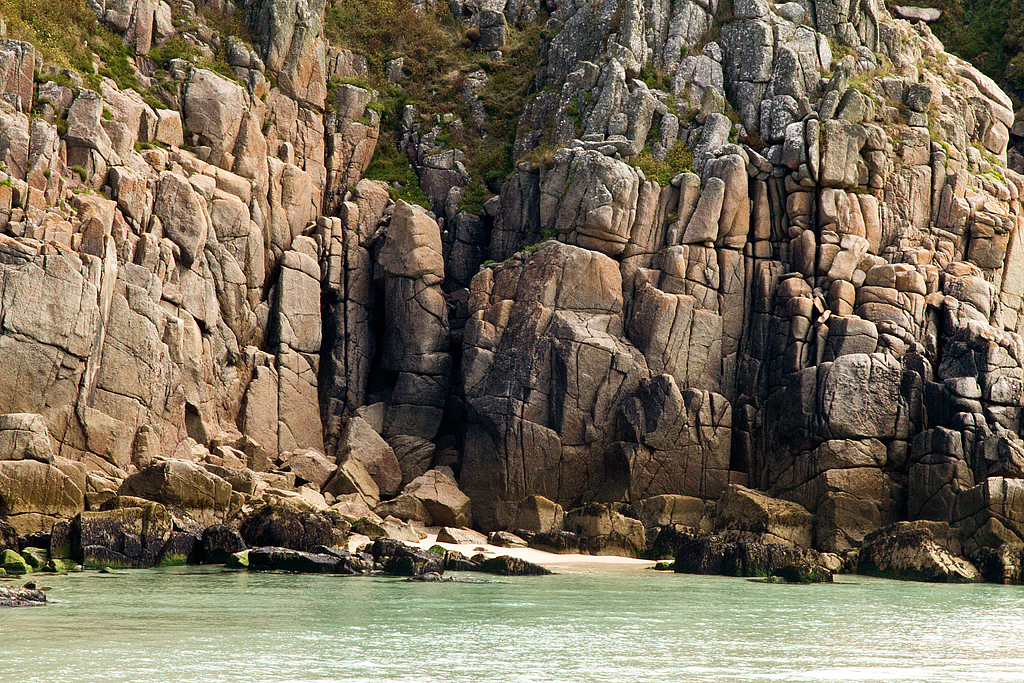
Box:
3, 563, 1024, 682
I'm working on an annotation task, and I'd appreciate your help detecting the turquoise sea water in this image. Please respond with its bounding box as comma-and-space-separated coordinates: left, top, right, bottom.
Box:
3, 563, 1024, 683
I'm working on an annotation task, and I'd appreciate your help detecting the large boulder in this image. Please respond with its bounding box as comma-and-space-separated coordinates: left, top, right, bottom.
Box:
74, 498, 174, 569
564, 503, 647, 557
152, 171, 208, 266
474, 554, 552, 576
715, 485, 813, 547
0, 459, 84, 534
323, 456, 380, 507
119, 460, 232, 526
511, 495, 564, 534
630, 494, 707, 530
239, 501, 346, 552
247, 546, 370, 574
283, 450, 335, 489
370, 538, 444, 576
201, 524, 247, 564
674, 533, 833, 582
400, 470, 472, 528
245, 0, 327, 108
183, 68, 247, 166
858, 522, 980, 583
337, 417, 401, 497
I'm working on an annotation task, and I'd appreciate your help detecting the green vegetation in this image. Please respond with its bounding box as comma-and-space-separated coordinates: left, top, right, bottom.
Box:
633, 140, 694, 185
885, 0, 1023, 109
324, 0, 544, 213
71, 165, 88, 182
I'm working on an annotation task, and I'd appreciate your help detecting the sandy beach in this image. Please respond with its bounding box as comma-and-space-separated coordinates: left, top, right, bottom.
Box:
413, 531, 657, 570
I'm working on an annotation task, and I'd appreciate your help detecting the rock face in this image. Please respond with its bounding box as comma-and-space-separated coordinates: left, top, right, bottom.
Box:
0, 0, 1022, 584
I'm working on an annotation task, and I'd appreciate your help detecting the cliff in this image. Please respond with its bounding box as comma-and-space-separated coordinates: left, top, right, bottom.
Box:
0, 0, 1023, 579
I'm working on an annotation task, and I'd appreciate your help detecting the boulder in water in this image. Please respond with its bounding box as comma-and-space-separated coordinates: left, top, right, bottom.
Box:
858, 522, 980, 583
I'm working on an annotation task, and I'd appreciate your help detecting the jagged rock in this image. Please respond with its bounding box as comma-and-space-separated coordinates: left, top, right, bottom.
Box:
247, 546, 369, 574
323, 456, 380, 507
674, 533, 832, 582
894, 5, 941, 22
374, 494, 432, 525
283, 450, 335, 489
858, 522, 980, 582
540, 148, 640, 256
152, 171, 207, 266
529, 531, 581, 554
74, 499, 173, 569
462, 242, 647, 530
488, 530, 528, 547
245, 0, 327, 108
630, 495, 706, 530
337, 417, 401, 497
0, 584, 45, 606
183, 69, 247, 167
0, 519, 17, 551
0, 460, 84, 535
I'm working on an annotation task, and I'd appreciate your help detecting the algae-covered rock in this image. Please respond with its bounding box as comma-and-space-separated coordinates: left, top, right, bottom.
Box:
227, 549, 250, 569
19, 547, 46, 569
42, 558, 77, 572
2, 548, 30, 575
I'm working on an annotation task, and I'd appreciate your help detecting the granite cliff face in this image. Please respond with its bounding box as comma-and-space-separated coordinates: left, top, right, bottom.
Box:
0, 0, 1023, 580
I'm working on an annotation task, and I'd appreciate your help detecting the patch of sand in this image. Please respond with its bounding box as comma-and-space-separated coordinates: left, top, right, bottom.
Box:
413, 531, 657, 570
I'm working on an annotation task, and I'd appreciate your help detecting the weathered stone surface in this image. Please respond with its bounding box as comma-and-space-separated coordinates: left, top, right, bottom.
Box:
119, 460, 231, 526
0, 414, 53, 463
240, 502, 345, 552
183, 69, 247, 167
75, 499, 173, 569
511, 495, 564, 534
323, 456, 380, 507
475, 554, 552, 576
0, 584, 46, 606
858, 522, 980, 582
564, 503, 647, 557
201, 524, 247, 564
0, 460, 84, 535
371, 538, 444, 576
247, 546, 369, 574
674, 533, 833, 582
436, 526, 488, 545
716, 485, 813, 547
152, 171, 207, 266
337, 417, 401, 497
400, 470, 472, 528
